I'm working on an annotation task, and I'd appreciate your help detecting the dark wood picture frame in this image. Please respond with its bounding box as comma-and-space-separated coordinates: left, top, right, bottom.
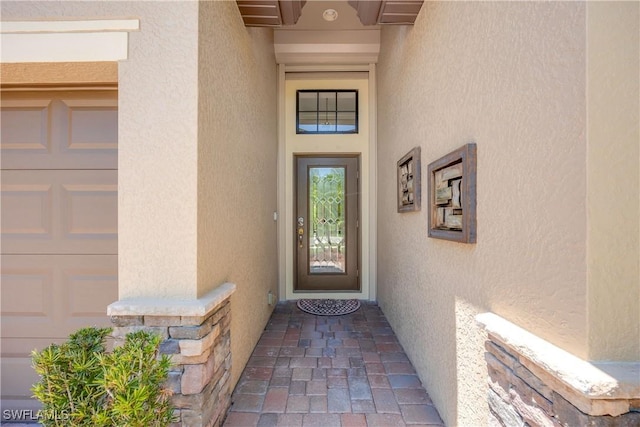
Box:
427, 143, 477, 243
397, 147, 421, 213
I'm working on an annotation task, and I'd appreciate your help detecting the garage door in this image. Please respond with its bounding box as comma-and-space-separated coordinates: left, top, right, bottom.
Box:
1, 90, 118, 414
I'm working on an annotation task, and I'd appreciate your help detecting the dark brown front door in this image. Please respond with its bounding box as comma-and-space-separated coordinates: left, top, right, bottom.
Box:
295, 155, 360, 291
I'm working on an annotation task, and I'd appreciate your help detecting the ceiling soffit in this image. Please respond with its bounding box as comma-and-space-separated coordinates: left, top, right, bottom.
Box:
236, 1, 424, 65
236, 1, 307, 27
351, 0, 424, 25
236, 0, 424, 27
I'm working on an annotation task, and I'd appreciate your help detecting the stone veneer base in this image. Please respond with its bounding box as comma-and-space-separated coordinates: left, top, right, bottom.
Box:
477, 313, 640, 427
107, 283, 237, 427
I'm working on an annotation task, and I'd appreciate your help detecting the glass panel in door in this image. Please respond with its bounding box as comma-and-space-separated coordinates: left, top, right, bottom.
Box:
309, 167, 346, 274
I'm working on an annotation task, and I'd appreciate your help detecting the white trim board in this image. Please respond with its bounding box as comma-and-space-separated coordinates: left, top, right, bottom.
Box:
1, 19, 139, 33
1, 19, 139, 63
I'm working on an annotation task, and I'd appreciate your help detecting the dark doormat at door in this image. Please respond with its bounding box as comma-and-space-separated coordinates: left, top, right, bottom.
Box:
296, 299, 361, 316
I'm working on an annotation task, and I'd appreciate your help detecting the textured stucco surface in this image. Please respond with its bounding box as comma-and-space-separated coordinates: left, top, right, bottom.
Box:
377, 2, 589, 425
586, 2, 640, 361
197, 1, 278, 387
2, 1, 201, 299
5, 0, 638, 421
117, 2, 200, 299
3, 1, 278, 387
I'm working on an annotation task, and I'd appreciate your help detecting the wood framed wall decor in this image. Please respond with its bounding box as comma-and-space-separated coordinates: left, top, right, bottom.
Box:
397, 147, 421, 213
427, 143, 477, 243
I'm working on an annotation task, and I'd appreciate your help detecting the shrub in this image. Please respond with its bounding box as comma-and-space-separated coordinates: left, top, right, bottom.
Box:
32, 327, 174, 427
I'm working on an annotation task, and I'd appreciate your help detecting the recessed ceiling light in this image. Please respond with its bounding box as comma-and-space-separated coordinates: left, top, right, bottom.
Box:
323, 8, 338, 22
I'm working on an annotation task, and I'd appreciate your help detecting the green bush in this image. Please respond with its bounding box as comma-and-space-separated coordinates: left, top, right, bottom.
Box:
32, 327, 175, 427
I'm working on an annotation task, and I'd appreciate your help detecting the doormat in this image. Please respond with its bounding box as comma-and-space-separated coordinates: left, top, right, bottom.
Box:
296, 299, 361, 316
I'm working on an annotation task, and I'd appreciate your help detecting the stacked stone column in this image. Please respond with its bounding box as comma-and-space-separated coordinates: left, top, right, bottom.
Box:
108, 283, 236, 427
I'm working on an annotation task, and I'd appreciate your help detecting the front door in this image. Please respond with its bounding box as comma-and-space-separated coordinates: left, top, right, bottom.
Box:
295, 155, 359, 291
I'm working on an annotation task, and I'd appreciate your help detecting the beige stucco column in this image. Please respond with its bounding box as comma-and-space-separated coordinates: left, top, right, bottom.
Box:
113, 6, 239, 424
479, 4, 640, 426
116, 0, 278, 393
117, 2, 200, 300
586, 1, 640, 362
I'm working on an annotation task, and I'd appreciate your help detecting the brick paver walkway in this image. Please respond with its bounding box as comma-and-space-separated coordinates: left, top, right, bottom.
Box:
223, 301, 444, 427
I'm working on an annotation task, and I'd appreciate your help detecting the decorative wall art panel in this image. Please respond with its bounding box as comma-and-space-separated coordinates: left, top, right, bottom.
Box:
397, 147, 421, 213
427, 143, 477, 243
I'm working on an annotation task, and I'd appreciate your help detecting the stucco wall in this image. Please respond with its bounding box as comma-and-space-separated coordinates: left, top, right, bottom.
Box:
377, 2, 588, 425
586, 1, 640, 361
2, 1, 201, 299
3, 1, 278, 387
197, 1, 278, 386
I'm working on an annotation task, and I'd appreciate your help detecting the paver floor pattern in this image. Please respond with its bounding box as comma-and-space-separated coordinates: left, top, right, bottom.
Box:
223, 301, 444, 427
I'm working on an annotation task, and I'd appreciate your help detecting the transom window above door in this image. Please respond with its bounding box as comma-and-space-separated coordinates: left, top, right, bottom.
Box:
296, 90, 358, 134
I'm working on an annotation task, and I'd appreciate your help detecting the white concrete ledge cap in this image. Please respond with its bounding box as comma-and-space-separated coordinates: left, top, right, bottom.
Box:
1, 19, 140, 33
107, 283, 236, 317
476, 312, 640, 400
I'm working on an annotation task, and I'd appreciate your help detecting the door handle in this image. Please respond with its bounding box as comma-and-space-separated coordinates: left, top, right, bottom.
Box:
297, 217, 304, 248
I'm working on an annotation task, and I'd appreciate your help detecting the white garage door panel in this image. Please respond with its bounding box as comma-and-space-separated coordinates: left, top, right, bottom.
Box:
1, 170, 117, 254
1, 88, 118, 411
1, 254, 117, 338
0, 100, 49, 152
1, 253, 117, 406
0, 92, 117, 170
0, 261, 53, 318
